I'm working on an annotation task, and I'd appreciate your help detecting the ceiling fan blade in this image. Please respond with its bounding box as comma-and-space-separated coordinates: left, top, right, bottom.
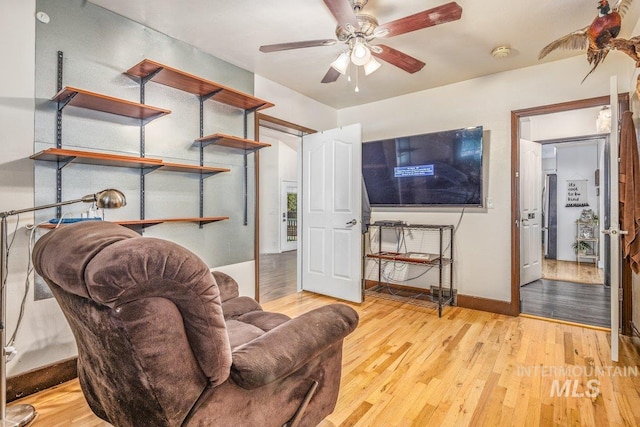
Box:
321, 67, 341, 83
259, 39, 337, 53
376, 2, 462, 38
372, 45, 425, 73
323, 0, 359, 29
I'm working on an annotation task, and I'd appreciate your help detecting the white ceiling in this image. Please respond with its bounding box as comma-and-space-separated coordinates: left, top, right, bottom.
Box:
88, 0, 640, 109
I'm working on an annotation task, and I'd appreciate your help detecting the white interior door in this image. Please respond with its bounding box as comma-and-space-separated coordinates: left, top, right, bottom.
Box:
519, 138, 543, 285
301, 124, 362, 302
607, 77, 620, 362
281, 181, 297, 252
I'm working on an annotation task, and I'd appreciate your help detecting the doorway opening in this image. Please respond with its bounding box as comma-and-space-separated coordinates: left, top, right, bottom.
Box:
520, 131, 611, 327
512, 94, 631, 330
254, 114, 315, 303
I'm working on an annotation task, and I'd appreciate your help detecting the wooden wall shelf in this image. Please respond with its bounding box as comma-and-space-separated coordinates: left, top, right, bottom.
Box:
52, 86, 170, 121
126, 59, 274, 111
31, 148, 163, 170
196, 133, 271, 150
118, 217, 229, 227
31, 148, 230, 176
159, 162, 230, 175
39, 217, 229, 230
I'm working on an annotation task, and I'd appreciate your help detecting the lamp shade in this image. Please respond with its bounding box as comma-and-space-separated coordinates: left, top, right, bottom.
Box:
94, 189, 127, 209
350, 38, 371, 66
363, 57, 381, 76
330, 52, 350, 75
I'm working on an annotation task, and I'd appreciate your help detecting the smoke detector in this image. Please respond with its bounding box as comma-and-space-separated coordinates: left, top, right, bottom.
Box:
491, 46, 511, 59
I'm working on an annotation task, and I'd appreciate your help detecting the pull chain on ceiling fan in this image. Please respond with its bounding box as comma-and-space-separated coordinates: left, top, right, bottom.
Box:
259, 0, 463, 84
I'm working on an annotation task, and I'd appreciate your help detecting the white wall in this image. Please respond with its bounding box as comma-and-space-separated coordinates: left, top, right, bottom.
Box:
555, 143, 600, 262
529, 106, 606, 141
259, 128, 298, 253
210, 261, 254, 297
254, 75, 337, 131
0, 0, 71, 377
1, 0, 262, 377
339, 54, 635, 302
259, 134, 280, 253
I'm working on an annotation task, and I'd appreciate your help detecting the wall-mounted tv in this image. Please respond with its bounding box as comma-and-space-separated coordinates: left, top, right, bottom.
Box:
362, 126, 484, 207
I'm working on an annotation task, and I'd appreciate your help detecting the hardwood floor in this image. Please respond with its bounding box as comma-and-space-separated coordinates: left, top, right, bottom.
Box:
15, 292, 640, 426
259, 251, 297, 303
521, 279, 611, 328
543, 258, 604, 285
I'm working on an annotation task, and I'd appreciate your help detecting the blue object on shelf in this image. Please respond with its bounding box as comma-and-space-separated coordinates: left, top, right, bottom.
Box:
48, 217, 103, 224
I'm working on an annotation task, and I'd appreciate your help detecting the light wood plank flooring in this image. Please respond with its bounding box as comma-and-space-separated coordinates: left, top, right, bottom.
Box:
543, 258, 604, 285
15, 292, 640, 426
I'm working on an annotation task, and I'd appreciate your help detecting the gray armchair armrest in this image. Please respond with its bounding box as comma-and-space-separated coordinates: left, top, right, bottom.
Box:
230, 304, 359, 389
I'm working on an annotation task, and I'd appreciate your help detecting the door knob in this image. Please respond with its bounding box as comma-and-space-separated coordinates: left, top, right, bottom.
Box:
346, 219, 357, 226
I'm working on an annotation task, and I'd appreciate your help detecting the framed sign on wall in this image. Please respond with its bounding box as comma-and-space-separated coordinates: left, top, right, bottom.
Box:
566, 179, 589, 207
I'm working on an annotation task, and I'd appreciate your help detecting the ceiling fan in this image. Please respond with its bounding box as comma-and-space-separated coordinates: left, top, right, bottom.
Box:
259, 0, 463, 84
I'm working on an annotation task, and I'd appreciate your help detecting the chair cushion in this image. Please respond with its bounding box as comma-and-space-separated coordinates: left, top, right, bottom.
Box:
221, 296, 262, 320
235, 311, 290, 331
225, 312, 290, 350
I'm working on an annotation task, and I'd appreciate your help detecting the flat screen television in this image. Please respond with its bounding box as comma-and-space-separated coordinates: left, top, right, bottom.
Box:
362, 126, 484, 207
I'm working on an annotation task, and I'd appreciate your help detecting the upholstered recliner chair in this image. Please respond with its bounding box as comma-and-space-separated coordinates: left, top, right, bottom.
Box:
32, 221, 358, 427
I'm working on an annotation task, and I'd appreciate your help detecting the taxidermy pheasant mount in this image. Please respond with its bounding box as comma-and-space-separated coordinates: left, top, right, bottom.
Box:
538, 0, 633, 82
259, 0, 463, 84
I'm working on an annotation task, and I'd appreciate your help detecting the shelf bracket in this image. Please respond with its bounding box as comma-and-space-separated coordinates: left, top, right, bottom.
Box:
243, 110, 249, 226
141, 165, 162, 176
56, 157, 74, 170
138, 74, 150, 222
196, 137, 219, 149
56, 93, 76, 111
121, 224, 146, 235
197, 89, 224, 229
200, 171, 222, 179
141, 67, 163, 86
245, 105, 265, 115
200, 89, 223, 104
56, 51, 65, 217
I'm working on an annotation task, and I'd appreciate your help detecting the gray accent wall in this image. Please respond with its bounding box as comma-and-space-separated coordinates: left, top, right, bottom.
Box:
34, 0, 259, 269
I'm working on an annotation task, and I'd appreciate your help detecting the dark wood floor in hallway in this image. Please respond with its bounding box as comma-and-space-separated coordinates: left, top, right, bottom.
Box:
520, 279, 610, 328
259, 251, 297, 302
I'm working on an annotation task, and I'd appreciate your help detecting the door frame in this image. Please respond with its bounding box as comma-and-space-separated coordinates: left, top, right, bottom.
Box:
280, 180, 298, 252
510, 94, 633, 334
254, 114, 316, 302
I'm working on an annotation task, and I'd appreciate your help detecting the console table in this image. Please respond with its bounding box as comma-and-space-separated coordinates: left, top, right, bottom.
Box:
365, 223, 454, 317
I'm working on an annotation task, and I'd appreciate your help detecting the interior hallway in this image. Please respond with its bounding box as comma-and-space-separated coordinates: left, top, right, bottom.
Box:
521, 278, 610, 327
520, 256, 608, 328
259, 251, 297, 302
542, 258, 604, 285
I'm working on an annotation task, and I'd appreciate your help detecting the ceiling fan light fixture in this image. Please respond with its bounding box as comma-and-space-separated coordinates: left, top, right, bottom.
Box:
351, 38, 371, 66
363, 57, 381, 75
373, 27, 389, 38
330, 52, 350, 75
